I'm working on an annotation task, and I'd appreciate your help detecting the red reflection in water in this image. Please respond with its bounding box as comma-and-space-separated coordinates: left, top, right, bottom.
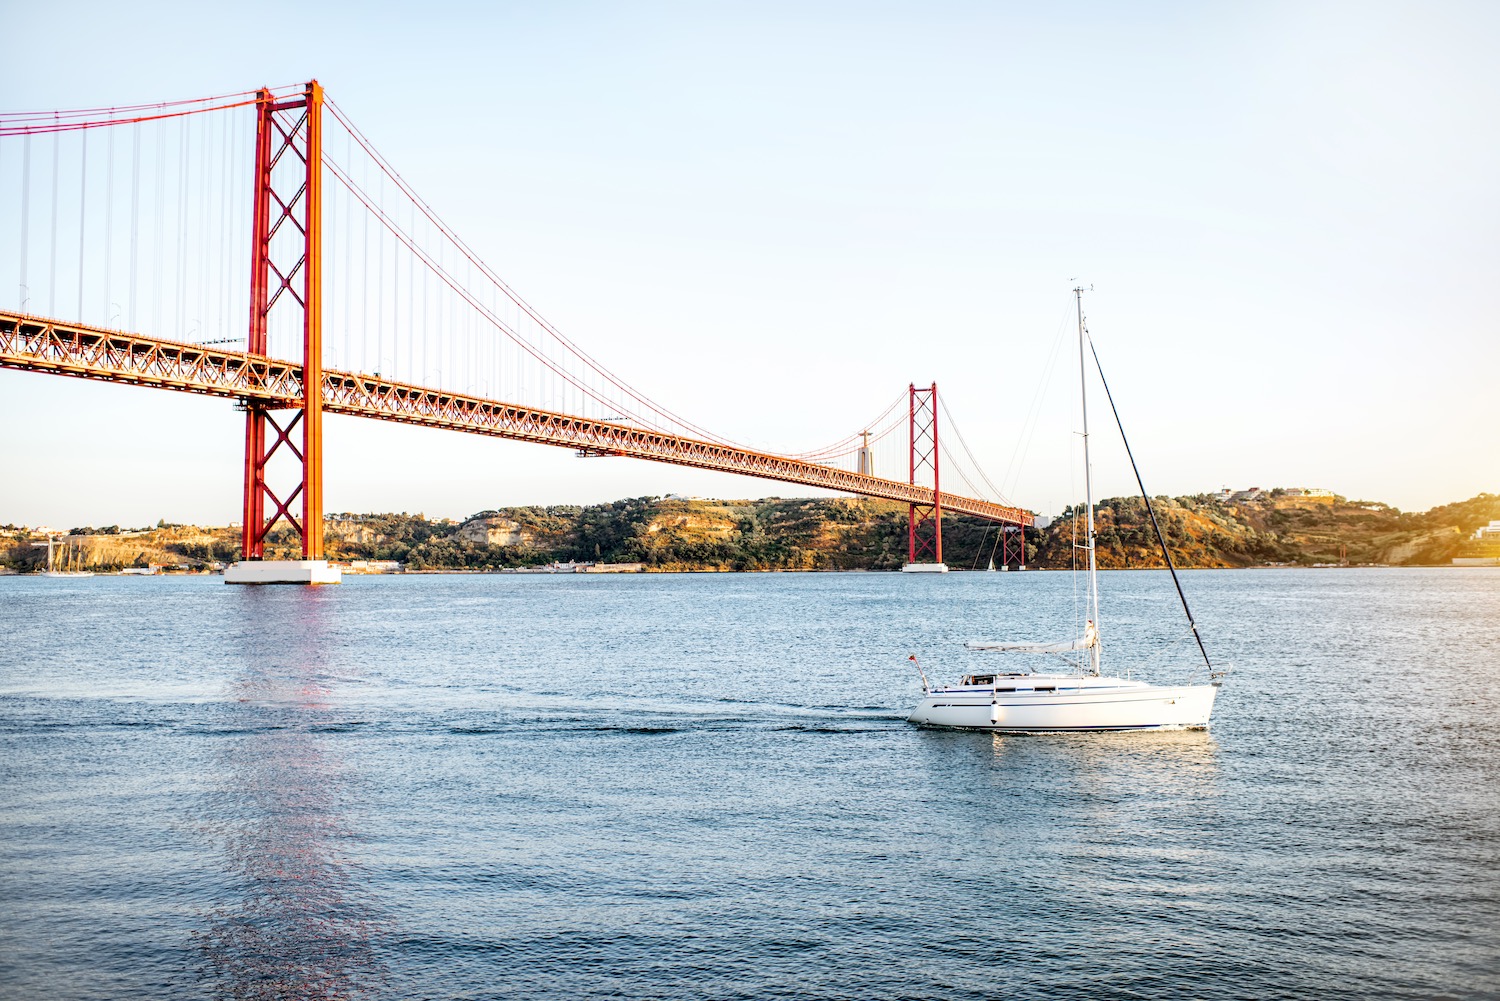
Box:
196, 592, 387, 999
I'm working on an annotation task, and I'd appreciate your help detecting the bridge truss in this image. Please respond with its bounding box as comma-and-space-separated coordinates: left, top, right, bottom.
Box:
0, 311, 1032, 525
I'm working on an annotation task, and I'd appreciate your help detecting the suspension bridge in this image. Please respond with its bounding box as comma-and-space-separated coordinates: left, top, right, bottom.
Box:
0, 81, 1031, 582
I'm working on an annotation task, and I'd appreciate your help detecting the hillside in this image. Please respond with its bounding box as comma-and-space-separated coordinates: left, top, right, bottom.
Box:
2, 490, 1497, 573
1031, 490, 1500, 569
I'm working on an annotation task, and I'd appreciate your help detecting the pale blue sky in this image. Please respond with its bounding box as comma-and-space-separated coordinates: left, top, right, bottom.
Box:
2, 1, 1496, 526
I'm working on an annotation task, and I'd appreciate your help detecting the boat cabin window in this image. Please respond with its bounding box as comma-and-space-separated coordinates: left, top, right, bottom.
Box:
963, 675, 996, 686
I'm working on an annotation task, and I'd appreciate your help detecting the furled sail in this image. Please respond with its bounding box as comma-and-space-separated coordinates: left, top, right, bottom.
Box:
967, 623, 1097, 654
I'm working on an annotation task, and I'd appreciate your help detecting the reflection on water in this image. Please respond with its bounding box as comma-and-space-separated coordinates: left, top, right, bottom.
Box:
987, 727, 1220, 772
195, 591, 387, 999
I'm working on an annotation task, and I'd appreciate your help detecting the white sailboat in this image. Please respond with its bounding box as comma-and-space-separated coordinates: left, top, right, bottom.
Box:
908, 288, 1223, 732
32, 535, 96, 578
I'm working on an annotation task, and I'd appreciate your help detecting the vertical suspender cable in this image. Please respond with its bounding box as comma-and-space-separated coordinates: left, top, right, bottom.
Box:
408, 200, 415, 383
19, 134, 30, 310
153, 123, 165, 334
77, 129, 87, 321
194, 114, 201, 336
218, 112, 230, 341
197, 112, 209, 339
104, 128, 114, 325
465, 271, 472, 394
343, 129, 352, 370
48, 130, 59, 314
376, 172, 384, 375
361, 158, 369, 375
325, 154, 336, 365
392, 194, 400, 380
176, 117, 188, 338
421, 211, 428, 386
438, 239, 446, 390
129, 125, 139, 330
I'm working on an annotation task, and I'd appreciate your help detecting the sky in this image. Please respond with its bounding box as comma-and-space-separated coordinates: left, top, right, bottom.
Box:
1, 0, 1496, 528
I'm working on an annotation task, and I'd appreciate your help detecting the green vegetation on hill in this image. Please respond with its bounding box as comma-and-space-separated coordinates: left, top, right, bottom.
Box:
1033, 490, 1500, 568
3, 490, 1496, 572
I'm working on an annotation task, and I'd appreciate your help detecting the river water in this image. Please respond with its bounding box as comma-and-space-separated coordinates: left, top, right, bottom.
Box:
1, 568, 1496, 999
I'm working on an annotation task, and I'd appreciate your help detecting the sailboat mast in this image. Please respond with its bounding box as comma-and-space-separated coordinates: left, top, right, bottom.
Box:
1075, 287, 1101, 675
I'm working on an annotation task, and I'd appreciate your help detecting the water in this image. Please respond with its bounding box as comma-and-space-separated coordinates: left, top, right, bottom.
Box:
1, 568, 1497, 999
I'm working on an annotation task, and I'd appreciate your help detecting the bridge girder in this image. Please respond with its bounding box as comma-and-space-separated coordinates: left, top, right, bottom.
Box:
0, 310, 1034, 528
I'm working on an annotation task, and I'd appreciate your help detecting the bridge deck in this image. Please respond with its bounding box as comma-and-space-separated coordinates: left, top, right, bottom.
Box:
0, 311, 1031, 526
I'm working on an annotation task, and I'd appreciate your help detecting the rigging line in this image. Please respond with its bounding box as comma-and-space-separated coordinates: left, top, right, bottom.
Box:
325, 99, 740, 448
971, 523, 991, 570
1087, 335, 1214, 674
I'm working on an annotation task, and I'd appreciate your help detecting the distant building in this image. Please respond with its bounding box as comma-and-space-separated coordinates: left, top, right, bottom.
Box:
583, 562, 643, 573
347, 560, 403, 573
1473, 520, 1500, 542
1274, 487, 1337, 508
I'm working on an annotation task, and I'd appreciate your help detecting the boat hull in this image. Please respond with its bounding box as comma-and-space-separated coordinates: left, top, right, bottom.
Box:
908, 682, 1217, 732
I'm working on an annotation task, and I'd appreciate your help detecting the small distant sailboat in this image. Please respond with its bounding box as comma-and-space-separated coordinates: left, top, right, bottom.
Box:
907, 288, 1223, 732
986, 557, 997, 572
32, 535, 95, 578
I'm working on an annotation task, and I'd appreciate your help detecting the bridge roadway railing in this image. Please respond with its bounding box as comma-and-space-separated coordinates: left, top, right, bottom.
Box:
0, 311, 1032, 526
